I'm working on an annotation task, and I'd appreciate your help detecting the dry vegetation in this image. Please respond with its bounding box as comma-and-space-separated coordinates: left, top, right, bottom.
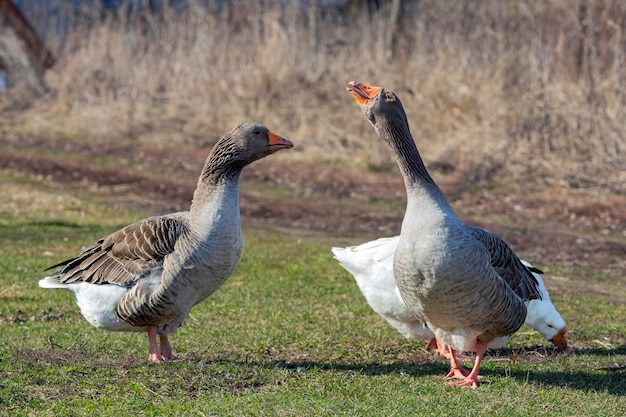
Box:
2, 0, 625, 193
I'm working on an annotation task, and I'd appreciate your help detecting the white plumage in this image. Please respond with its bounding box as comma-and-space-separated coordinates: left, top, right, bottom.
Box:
332, 236, 568, 351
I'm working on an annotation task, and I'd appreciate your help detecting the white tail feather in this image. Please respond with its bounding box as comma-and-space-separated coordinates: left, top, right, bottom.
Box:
38, 275, 69, 289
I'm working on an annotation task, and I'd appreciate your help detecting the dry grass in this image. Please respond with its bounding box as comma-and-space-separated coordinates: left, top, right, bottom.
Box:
2, 0, 625, 193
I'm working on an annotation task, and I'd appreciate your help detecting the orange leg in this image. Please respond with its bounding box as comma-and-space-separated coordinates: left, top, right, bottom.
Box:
455, 340, 487, 389
445, 346, 470, 380
425, 337, 438, 351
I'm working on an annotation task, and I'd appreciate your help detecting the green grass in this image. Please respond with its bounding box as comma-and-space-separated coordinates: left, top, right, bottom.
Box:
0, 174, 624, 417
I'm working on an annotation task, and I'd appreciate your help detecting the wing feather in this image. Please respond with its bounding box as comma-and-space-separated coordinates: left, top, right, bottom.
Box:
46, 215, 188, 287
468, 226, 542, 301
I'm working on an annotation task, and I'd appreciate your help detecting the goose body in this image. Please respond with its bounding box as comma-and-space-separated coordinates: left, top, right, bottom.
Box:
39, 123, 294, 361
347, 81, 543, 388
332, 236, 568, 352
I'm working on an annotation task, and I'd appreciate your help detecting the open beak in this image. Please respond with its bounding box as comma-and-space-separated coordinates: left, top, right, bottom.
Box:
346, 81, 382, 106
550, 327, 570, 353
267, 132, 294, 153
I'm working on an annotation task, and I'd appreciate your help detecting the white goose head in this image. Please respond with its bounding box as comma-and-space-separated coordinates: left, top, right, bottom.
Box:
525, 280, 568, 352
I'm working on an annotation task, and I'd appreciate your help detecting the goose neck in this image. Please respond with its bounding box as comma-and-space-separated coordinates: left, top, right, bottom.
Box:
379, 123, 438, 191
189, 170, 241, 218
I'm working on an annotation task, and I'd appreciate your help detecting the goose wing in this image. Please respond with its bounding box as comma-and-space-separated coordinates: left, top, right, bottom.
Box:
46, 215, 189, 287
468, 226, 542, 301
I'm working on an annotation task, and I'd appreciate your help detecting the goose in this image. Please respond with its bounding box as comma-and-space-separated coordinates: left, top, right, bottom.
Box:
331, 236, 568, 354
347, 81, 543, 388
39, 123, 294, 362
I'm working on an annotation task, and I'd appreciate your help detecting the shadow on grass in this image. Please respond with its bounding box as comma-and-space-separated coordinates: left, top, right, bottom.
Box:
569, 346, 626, 356
243, 344, 626, 396
494, 367, 625, 395
258, 359, 626, 395
10, 344, 625, 396
260, 358, 446, 377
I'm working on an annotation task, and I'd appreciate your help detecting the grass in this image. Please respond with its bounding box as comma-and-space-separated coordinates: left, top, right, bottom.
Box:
0, 173, 625, 416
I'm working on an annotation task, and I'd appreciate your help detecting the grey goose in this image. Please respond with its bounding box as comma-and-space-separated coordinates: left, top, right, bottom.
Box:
346, 81, 542, 388
39, 123, 294, 362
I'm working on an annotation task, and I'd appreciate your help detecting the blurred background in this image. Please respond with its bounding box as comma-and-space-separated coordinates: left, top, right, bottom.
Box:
1, 0, 625, 194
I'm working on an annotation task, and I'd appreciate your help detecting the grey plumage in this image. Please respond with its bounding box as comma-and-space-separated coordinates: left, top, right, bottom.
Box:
39, 123, 294, 361
347, 81, 540, 388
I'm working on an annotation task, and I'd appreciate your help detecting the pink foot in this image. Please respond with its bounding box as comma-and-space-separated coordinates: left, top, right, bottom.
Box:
444, 345, 469, 379
159, 334, 178, 361
455, 378, 479, 389
148, 327, 163, 362
147, 327, 177, 362
447, 340, 487, 389
445, 365, 470, 380
427, 337, 451, 358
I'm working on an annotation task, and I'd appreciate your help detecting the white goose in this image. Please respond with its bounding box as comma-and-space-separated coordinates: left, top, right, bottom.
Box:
332, 236, 568, 353
347, 81, 544, 388
39, 123, 294, 362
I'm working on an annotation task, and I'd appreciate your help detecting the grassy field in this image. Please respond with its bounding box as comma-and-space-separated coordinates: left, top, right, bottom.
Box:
1, 1, 625, 414
1, 170, 624, 416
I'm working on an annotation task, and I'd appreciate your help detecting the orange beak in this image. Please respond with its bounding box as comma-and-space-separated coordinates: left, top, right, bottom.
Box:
550, 327, 570, 353
267, 132, 294, 153
346, 81, 383, 106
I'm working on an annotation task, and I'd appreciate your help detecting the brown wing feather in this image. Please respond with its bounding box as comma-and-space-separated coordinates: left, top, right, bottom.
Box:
46, 215, 188, 287
468, 226, 542, 301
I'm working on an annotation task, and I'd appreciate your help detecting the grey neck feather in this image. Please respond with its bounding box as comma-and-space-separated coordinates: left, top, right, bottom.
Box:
376, 120, 438, 192
201, 137, 248, 183
190, 138, 245, 215
374, 112, 459, 223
